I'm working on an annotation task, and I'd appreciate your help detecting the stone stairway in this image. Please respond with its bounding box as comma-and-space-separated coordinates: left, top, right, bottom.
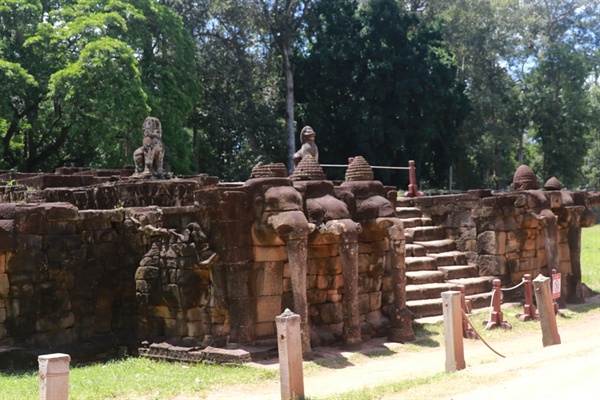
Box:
397, 206, 495, 319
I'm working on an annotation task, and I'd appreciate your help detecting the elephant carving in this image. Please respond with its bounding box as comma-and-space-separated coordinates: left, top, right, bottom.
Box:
248, 179, 315, 358
294, 179, 363, 348
339, 170, 415, 342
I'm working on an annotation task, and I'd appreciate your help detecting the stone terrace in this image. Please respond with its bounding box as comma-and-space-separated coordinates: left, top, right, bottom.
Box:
0, 166, 597, 367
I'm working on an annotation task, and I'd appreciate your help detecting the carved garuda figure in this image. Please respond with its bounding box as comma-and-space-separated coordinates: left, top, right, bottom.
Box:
133, 117, 165, 178
293, 126, 319, 167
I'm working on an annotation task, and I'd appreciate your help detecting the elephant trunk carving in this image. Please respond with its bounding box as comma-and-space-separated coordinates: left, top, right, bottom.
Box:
376, 217, 415, 342
268, 211, 315, 359
326, 219, 362, 348
285, 238, 311, 357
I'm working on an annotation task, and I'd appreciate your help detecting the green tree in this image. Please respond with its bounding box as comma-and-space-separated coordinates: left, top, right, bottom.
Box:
410, 0, 526, 189
165, 0, 286, 181
517, 0, 599, 188
405, 0, 600, 190
581, 81, 600, 190
0, 0, 198, 173
296, 0, 469, 187
253, 0, 312, 173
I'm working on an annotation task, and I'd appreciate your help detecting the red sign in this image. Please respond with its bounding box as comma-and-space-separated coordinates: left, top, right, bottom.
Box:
552, 273, 561, 299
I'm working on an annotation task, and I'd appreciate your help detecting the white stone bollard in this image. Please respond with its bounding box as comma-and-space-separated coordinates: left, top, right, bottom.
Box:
276, 308, 304, 400
442, 291, 465, 372
38, 353, 71, 400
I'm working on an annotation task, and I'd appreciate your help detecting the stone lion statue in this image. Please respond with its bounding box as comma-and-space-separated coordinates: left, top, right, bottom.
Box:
293, 126, 319, 167
133, 117, 165, 178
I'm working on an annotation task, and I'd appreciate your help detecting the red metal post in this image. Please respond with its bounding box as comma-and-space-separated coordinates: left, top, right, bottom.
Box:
484, 279, 512, 330
406, 160, 422, 198
518, 274, 539, 321
458, 285, 477, 339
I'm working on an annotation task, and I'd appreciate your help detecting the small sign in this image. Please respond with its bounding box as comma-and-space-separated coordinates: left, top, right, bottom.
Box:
552, 272, 561, 299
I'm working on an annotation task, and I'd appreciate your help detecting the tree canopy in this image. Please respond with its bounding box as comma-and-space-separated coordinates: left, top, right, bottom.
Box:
296, 0, 469, 187
416, 0, 599, 189
1, 0, 598, 189
0, 0, 198, 173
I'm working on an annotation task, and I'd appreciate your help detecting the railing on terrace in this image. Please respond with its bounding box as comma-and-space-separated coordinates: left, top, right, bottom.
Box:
320, 159, 422, 197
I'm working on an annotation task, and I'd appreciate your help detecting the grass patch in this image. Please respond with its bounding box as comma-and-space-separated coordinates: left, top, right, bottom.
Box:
0, 357, 277, 400
0, 369, 38, 400
582, 224, 600, 292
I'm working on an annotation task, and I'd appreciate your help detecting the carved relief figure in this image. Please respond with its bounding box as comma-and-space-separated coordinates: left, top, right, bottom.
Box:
133, 215, 218, 341
133, 117, 165, 178
293, 126, 319, 166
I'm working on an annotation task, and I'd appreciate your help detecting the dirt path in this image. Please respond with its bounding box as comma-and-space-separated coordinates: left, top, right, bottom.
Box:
201, 300, 600, 400
389, 315, 600, 400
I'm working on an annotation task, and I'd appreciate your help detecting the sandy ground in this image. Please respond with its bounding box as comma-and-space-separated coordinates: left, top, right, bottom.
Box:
199, 298, 600, 400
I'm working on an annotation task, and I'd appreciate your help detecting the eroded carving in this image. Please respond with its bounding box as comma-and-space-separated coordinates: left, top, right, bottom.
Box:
132, 216, 219, 344
133, 117, 167, 179
511, 164, 539, 191
293, 126, 319, 167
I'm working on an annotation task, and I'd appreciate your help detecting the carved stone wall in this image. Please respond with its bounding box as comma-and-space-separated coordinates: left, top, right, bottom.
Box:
0, 203, 144, 348
0, 166, 597, 362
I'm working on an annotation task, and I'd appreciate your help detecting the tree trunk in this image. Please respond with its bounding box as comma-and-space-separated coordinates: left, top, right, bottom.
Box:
283, 45, 296, 174
518, 132, 524, 165
192, 123, 199, 172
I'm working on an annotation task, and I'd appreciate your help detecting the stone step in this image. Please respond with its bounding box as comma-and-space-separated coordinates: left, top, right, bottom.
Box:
448, 276, 495, 296
396, 207, 422, 219
407, 291, 493, 319
405, 256, 438, 272
429, 251, 468, 267
405, 226, 445, 242
399, 217, 433, 228
405, 244, 427, 257
413, 238, 456, 254
406, 270, 446, 285
406, 298, 444, 319
438, 264, 479, 280
466, 291, 493, 311
0, 346, 31, 370
406, 282, 458, 301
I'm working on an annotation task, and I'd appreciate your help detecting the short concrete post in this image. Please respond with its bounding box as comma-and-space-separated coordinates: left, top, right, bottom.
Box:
276, 309, 304, 400
38, 353, 70, 400
442, 291, 465, 372
532, 274, 561, 347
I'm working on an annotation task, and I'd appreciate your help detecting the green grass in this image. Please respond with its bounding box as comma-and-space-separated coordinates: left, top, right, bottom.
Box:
581, 224, 600, 292
0, 357, 277, 400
